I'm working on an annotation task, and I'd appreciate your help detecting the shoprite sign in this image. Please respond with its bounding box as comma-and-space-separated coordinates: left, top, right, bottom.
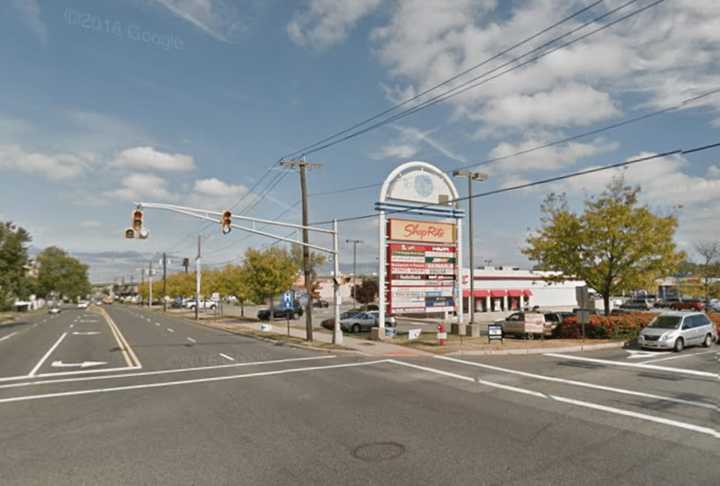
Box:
388, 219, 456, 244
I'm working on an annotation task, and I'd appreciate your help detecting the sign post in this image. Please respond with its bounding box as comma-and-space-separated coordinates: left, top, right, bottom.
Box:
375, 162, 464, 340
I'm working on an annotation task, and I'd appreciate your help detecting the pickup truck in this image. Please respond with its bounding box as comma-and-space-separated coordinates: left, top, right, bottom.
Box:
499, 311, 569, 338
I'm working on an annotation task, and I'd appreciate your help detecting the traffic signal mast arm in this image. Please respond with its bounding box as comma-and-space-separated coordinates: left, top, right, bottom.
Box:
134, 202, 336, 255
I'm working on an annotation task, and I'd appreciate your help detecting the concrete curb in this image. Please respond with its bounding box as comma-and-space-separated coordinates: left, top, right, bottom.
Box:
445, 341, 626, 357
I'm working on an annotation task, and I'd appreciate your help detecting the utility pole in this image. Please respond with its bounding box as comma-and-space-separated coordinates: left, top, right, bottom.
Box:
452, 170, 488, 337
280, 158, 322, 342
162, 252, 167, 312
195, 236, 201, 321
346, 239, 362, 307
139, 268, 145, 306
148, 260, 154, 308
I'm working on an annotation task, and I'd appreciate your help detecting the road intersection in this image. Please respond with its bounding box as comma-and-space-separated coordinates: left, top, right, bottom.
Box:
0, 305, 717, 485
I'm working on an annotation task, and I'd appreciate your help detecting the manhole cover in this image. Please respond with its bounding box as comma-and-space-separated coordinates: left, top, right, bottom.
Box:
352, 442, 405, 462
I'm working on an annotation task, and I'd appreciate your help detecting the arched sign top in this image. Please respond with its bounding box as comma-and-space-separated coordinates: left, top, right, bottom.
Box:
379, 161, 460, 206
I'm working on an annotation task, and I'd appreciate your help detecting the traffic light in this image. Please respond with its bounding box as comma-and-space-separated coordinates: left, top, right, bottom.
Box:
124, 228, 136, 239
221, 210, 232, 235
130, 208, 149, 239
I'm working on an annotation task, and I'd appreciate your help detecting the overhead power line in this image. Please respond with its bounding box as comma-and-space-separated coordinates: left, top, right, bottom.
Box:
311, 141, 720, 225
298, 86, 720, 201
281, 0, 607, 160
284, 0, 662, 159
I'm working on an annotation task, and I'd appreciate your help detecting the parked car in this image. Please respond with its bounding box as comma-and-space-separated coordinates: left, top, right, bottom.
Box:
708, 299, 720, 312
186, 299, 217, 310
257, 304, 303, 321
638, 311, 716, 352
321, 311, 396, 333
499, 311, 566, 338
619, 298, 653, 311
669, 299, 705, 311
312, 299, 330, 308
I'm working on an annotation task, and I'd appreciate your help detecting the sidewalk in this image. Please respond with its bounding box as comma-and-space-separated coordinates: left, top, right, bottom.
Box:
199, 318, 432, 357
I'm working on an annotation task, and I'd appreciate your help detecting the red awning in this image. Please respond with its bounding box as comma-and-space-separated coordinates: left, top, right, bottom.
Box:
507, 289, 523, 297
523, 289, 533, 297
490, 289, 507, 298
463, 289, 490, 298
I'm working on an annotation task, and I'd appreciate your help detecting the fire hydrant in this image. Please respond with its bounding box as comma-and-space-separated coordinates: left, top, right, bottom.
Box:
437, 323, 447, 345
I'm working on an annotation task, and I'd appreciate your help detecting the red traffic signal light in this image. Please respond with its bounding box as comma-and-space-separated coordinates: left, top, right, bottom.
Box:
221, 210, 232, 235
124, 228, 135, 239
132, 209, 144, 232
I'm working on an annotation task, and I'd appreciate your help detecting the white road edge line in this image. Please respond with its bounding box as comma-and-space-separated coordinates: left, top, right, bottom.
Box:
186, 337, 196, 343
167, 328, 175, 333
28, 332, 67, 377
388, 360, 720, 439
218, 353, 235, 362
641, 350, 715, 365
544, 353, 718, 379
0, 359, 388, 405
0, 355, 337, 388
0, 331, 19, 343
436, 356, 718, 412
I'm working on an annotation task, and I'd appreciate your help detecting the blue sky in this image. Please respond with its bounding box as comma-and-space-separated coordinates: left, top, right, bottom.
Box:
1, 0, 719, 282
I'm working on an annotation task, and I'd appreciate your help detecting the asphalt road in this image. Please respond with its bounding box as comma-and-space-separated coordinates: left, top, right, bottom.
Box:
0, 305, 717, 485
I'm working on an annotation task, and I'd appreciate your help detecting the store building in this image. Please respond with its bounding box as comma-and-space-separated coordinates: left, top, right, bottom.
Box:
462, 266, 585, 313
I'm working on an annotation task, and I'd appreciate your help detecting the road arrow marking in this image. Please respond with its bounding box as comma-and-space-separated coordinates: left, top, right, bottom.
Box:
625, 350, 658, 359
72, 331, 101, 336
51, 360, 108, 369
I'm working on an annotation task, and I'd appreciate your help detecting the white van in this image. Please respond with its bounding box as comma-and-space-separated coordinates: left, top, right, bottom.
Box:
638, 312, 717, 352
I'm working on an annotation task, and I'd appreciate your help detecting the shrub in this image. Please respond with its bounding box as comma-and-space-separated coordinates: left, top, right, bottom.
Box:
556, 312, 655, 340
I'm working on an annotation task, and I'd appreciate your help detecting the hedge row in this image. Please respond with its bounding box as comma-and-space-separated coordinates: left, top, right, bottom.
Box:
556, 312, 720, 340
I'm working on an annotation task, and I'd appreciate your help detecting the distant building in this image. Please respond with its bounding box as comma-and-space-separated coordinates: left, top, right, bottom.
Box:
462, 266, 585, 313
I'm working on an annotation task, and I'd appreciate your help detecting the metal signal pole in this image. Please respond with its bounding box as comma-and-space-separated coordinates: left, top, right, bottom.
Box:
162, 252, 167, 312
453, 171, 488, 336
346, 239, 362, 307
195, 236, 201, 321
148, 260, 153, 308
280, 158, 322, 342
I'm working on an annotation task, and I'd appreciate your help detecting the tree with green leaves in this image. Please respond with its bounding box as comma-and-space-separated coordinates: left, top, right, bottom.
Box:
523, 177, 684, 315
290, 244, 326, 299
242, 247, 299, 309
216, 264, 251, 316
0, 222, 33, 310
36, 247, 91, 301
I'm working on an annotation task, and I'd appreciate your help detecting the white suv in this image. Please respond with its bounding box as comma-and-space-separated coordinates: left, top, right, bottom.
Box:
638, 312, 717, 352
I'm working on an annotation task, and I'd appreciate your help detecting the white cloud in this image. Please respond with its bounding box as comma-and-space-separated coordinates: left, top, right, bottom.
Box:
480, 84, 621, 129
371, 1, 720, 135
193, 177, 247, 197
371, 143, 417, 160
110, 146, 195, 172
107, 173, 175, 201
0, 144, 94, 180
707, 164, 720, 178
153, 0, 248, 42
487, 137, 619, 174
288, 0, 382, 50
11, 0, 46, 44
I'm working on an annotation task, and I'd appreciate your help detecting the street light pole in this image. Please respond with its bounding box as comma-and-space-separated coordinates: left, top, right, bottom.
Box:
345, 239, 362, 307
452, 170, 488, 337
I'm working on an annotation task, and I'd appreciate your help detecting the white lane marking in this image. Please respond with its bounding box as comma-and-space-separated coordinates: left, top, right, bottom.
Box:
167, 328, 175, 333
641, 350, 715, 365
69, 324, 75, 328
388, 360, 720, 439
0, 360, 387, 405
544, 353, 718, 379
436, 356, 718, 412
155, 322, 160, 326
186, 337, 196, 344
0, 331, 19, 343
51, 360, 108, 369
71, 331, 101, 336
625, 350, 657, 359
0, 355, 336, 389
219, 353, 235, 362
28, 333, 68, 376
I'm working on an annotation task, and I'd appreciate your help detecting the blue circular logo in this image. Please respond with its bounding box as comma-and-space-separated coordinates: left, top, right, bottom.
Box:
414, 173, 434, 198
